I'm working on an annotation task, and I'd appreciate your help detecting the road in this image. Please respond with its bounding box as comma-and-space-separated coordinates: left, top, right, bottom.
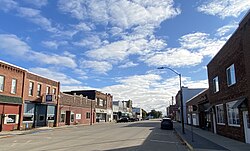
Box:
0, 120, 187, 151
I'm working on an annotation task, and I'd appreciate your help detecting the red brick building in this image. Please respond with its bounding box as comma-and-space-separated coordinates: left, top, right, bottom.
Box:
0, 61, 25, 131
59, 93, 95, 126
207, 11, 250, 143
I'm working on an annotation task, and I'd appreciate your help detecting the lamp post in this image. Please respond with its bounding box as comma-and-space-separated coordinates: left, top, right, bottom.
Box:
157, 66, 185, 134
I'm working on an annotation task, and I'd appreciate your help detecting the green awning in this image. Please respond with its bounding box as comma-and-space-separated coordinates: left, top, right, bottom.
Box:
0, 94, 22, 104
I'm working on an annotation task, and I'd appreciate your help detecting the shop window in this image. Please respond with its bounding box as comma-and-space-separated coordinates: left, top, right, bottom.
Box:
227, 101, 240, 126
213, 76, 219, 93
11, 79, 17, 94
60, 113, 65, 122
6, 114, 17, 124
0, 75, 4, 92
47, 115, 55, 121
216, 104, 225, 125
226, 64, 236, 86
71, 113, 74, 122
86, 112, 91, 119
23, 115, 34, 122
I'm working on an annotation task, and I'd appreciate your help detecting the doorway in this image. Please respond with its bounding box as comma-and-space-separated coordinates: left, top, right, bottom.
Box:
66, 111, 71, 125
0, 114, 2, 132
243, 111, 250, 144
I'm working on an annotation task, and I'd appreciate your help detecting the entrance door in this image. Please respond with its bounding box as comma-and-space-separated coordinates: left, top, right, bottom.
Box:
243, 111, 250, 144
35, 104, 47, 127
66, 111, 71, 125
0, 114, 2, 131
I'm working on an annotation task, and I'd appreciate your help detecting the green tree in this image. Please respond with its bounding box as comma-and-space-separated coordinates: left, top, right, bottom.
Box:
142, 109, 147, 118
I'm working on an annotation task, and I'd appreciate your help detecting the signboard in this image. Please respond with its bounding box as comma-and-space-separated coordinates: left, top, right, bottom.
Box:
46, 95, 53, 102
76, 114, 81, 120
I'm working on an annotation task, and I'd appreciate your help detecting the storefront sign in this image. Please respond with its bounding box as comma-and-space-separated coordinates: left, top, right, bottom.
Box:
76, 114, 81, 119
46, 95, 53, 102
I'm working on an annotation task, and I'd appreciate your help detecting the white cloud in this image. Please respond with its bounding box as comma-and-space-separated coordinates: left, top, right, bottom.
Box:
0, 0, 18, 12
42, 40, 68, 49
29, 67, 82, 85
118, 61, 138, 68
197, 0, 250, 18
22, 0, 48, 8
79, 60, 113, 74
102, 74, 208, 113
144, 48, 203, 67
73, 35, 103, 49
74, 22, 93, 31
0, 34, 77, 68
216, 22, 238, 36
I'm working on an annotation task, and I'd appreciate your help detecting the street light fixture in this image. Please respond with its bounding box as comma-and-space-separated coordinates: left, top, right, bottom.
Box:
157, 66, 185, 134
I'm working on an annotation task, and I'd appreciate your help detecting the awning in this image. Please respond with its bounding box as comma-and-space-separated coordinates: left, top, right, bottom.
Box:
232, 97, 247, 109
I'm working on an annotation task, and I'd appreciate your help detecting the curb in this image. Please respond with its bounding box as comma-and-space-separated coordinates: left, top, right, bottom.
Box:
174, 129, 194, 151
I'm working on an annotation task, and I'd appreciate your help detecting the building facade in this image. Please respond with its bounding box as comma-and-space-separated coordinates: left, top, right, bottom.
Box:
0, 61, 25, 131
64, 90, 113, 122
207, 11, 250, 143
59, 93, 95, 126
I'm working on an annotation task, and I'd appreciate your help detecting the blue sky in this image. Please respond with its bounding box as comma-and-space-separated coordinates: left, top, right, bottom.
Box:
0, 0, 250, 113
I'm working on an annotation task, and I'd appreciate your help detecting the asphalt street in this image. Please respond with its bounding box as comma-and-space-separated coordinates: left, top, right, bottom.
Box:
0, 120, 187, 151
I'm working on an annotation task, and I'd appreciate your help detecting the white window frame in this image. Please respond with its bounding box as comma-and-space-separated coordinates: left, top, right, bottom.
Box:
216, 104, 225, 125
0, 75, 5, 92
213, 76, 219, 93
46, 86, 50, 95
37, 83, 42, 97
4, 114, 19, 124
226, 101, 240, 127
226, 64, 236, 86
99, 99, 104, 106
52, 88, 56, 95
28, 81, 34, 96
11, 78, 17, 94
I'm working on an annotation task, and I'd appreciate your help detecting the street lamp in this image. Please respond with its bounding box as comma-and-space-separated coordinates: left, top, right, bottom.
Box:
157, 66, 185, 134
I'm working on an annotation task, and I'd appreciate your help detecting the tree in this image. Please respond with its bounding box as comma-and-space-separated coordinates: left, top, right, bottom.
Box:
142, 109, 147, 118
148, 109, 162, 118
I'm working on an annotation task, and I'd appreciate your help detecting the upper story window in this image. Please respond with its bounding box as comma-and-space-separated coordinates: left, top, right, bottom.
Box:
216, 104, 225, 125
226, 101, 240, 126
0, 75, 5, 92
46, 86, 50, 94
213, 76, 219, 93
28, 81, 34, 96
99, 99, 103, 106
52, 88, 56, 95
37, 84, 42, 97
11, 79, 17, 94
226, 64, 236, 86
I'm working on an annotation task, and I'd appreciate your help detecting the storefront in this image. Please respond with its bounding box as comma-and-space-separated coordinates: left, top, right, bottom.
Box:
95, 108, 107, 122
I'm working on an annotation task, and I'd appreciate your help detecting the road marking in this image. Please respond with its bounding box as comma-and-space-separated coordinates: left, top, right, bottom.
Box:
150, 139, 179, 144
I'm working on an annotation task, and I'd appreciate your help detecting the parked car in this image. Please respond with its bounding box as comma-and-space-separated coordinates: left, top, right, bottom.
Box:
161, 118, 173, 130
117, 117, 129, 123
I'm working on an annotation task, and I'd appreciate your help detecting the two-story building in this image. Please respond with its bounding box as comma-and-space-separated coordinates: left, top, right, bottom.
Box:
207, 11, 250, 143
64, 90, 113, 122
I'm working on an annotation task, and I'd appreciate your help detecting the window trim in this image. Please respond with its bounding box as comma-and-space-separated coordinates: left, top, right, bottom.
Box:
11, 78, 17, 94
28, 81, 34, 96
226, 101, 240, 127
213, 76, 219, 93
46, 86, 50, 95
0, 75, 5, 92
216, 104, 225, 125
226, 64, 236, 86
37, 83, 42, 97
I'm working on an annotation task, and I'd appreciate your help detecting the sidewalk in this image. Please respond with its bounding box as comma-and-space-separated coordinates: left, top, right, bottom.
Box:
174, 122, 250, 151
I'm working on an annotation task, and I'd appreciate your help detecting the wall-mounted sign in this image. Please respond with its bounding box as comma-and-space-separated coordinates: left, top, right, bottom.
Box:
76, 114, 81, 119
46, 95, 53, 102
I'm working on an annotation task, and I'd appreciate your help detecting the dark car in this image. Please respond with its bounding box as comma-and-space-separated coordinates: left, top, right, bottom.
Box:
117, 117, 129, 123
161, 118, 173, 130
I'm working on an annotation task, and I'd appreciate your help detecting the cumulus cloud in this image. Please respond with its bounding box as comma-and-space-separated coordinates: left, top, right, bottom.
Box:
118, 61, 138, 68
79, 60, 113, 74
29, 67, 82, 85
42, 40, 68, 49
197, 0, 250, 18
73, 35, 103, 49
0, 34, 77, 68
216, 22, 238, 36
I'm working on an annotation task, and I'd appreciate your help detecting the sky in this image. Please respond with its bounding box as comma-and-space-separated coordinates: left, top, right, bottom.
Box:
0, 0, 250, 113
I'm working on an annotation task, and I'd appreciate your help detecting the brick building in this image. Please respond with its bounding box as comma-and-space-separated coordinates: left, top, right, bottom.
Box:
64, 90, 113, 122
22, 72, 60, 129
59, 93, 95, 126
207, 11, 250, 143
0, 61, 25, 131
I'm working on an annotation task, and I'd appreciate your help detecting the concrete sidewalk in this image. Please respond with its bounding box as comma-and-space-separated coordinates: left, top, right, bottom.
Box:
174, 122, 250, 151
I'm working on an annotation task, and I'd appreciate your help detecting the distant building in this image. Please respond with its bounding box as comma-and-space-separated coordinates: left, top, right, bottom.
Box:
132, 107, 142, 120
175, 87, 206, 124
113, 100, 133, 119
64, 90, 113, 122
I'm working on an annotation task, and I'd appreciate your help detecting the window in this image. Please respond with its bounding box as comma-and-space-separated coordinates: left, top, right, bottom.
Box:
216, 104, 225, 124
6, 114, 17, 124
213, 76, 219, 93
86, 112, 91, 119
227, 64, 236, 86
99, 99, 103, 106
60, 113, 65, 122
0, 75, 4, 92
227, 101, 240, 126
37, 84, 41, 96
52, 88, 56, 95
11, 79, 17, 94
29, 81, 34, 96
47, 106, 55, 121
71, 113, 74, 122
23, 103, 34, 123
46, 86, 50, 94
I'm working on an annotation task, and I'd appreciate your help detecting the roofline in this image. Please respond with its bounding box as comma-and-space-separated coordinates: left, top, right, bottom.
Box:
0, 59, 27, 71
186, 88, 208, 103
